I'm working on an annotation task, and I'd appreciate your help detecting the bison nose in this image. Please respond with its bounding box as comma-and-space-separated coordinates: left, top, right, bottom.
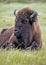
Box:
14, 29, 19, 34
14, 28, 21, 38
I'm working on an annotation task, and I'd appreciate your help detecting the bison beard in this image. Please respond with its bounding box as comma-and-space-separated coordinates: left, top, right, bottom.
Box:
0, 8, 42, 50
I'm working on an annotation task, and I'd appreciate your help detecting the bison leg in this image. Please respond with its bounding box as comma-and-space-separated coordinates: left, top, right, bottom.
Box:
31, 33, 42, 50
31, 41, 40, 50
6, 34, 18, 49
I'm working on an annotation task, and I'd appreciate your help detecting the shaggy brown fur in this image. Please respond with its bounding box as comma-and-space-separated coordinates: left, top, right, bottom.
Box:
0, 27, 14, 48
14, 8, 42, 50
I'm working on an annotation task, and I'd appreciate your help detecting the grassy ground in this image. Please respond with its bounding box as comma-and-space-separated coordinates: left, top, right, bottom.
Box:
0, 3, 46, 65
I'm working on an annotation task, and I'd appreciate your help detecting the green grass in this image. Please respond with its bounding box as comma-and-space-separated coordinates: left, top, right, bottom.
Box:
0, 3, 46, 65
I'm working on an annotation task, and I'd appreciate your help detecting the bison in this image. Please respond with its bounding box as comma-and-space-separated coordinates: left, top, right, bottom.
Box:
8, 7, 42, 50
0, 8, 42, 50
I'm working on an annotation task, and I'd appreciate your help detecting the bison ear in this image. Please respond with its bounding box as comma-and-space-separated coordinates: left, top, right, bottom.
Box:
30, 10, 38, 21
14, 9, 16, 16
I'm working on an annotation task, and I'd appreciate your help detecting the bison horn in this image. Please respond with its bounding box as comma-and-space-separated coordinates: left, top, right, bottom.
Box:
14, 9, 16, 16
30, 10, 38, 18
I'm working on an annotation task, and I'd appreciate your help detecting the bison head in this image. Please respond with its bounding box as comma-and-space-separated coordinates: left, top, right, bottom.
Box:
14, 8, 38, 48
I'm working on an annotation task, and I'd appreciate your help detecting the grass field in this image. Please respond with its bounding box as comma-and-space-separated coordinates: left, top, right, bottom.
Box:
0, 3, 46, 65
